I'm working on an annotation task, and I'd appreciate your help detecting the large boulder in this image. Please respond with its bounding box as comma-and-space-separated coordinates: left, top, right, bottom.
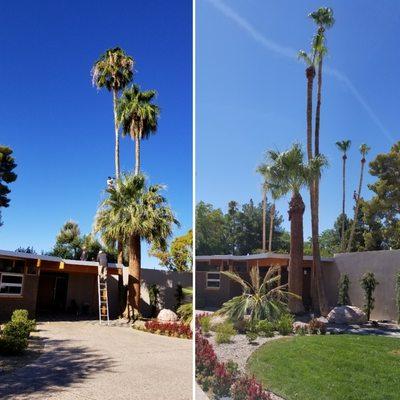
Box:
327, 306, 367, 325
157, 309, 178, 322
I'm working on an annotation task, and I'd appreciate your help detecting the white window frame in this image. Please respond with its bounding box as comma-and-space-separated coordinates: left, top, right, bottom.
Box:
0, 272, 24, 297
206, 272, 221, 289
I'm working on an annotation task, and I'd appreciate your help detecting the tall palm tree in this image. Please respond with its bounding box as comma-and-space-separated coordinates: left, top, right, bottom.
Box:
335, 140, 351, 250
347, 144, 370, 252
257, 163, 280, 253
91, 47, 134, 180
263, 144, 327, 313
94, 173, 178, 319
117, 85, 160, 175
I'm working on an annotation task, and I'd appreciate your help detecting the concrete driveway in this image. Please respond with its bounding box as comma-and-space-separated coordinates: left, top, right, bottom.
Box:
0, 321, 193, 400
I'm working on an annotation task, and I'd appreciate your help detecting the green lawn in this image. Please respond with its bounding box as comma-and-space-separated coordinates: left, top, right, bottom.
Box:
247, 335, 400, 400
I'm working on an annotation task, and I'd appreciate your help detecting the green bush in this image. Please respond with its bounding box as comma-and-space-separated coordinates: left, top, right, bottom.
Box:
0, 334, 28, 355
246, 330, 258, 343
276, 314, 294, 336
215, 322, 236, 344
338, 273, 350, 306
10, 309, 36, 334
256, 320, 275, 338
199, 315, 212, 334
361, 272, 379, 320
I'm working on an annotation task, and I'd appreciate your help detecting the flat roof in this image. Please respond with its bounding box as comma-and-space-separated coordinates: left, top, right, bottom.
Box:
196, 252, 334, 263
0, 249, 123, 269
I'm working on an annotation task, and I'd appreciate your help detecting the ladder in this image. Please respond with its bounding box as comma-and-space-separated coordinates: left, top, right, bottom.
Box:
97, 275, 109, 325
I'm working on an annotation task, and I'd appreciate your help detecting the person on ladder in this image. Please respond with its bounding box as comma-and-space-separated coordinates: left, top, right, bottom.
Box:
97, 250, 108, 281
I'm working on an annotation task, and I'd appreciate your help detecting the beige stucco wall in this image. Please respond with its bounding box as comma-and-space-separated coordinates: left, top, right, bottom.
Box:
324, 250, 400, 321
123, 268, 192, 317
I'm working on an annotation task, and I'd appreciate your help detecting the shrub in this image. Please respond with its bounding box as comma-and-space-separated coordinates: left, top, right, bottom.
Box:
211, 362, 234, 398
196, 335, 217, 377
0, 334, 28, 355
256, 320, 275, 338
338, 273, 350, 306
148, 284, 159, 318
396, 272, 400, 324
215, 322, 236, 344
177, 302, 193, 326
246, 330, 258, 344
9, 309, 36, 336
276, 314, 294, 336
144, 320, 192, 339
308, 318, 327, 335
293, 324, 308, 336
199, 314, 212, 335
361, 272, 379, 320
230, 374, 272, 400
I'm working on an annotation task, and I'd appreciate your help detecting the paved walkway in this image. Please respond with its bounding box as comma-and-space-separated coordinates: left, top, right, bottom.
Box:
0, 321, 193, 400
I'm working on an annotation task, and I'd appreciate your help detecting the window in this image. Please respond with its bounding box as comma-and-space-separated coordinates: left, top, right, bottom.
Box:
0, 258, 25, 273
26, 260, 37, 275
206, 272, 220, 289
0, 273, 23, 296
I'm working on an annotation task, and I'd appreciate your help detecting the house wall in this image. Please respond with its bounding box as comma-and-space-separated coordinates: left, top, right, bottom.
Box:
123, 268, 192, 317
0, 274, 39, 321
66, 273, 98, 315
324, 250, 400, 321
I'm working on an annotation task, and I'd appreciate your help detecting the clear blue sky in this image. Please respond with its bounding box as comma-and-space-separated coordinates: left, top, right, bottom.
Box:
0, 0, 192, 268
196, 0, 399, 238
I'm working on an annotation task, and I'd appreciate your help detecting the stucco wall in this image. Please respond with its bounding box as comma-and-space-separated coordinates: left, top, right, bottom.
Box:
324, 250, 400, 321
123, 268, 192, 317
0, 274, 39, 321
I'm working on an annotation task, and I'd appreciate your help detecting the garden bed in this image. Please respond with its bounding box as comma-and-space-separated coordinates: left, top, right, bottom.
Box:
133, 320, 192, 339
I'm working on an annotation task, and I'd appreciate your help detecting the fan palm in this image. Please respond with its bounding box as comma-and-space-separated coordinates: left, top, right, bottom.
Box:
91, 47, 134, 179
94, 173, 178, 319
117, 85, 160, 175
218, 266, 296, 324
262, 143, 327, 313
177, 287, 193, 325
335, 140, 352, 250
347, 144, 371, 252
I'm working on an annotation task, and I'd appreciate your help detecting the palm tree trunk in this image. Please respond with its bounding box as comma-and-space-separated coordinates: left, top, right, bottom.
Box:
306, 66, 315, 161
117, 241, 125, 317
288, 192, 305, 314
268, 203, 275, 252
134, 138, 140, 175
347, 160, 365, 252
311, 57, 329, 316
113, 89, 120, 179
262, 186, 267, 252
340, 155, 347, 251
125, 234, 141, 320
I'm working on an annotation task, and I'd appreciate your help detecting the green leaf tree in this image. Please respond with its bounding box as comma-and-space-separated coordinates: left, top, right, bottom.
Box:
396, 272, 400, 323
94, 173, 178, 319
51, 221, 83, 259
0, 146, 17, 227
117, 85, 160, 175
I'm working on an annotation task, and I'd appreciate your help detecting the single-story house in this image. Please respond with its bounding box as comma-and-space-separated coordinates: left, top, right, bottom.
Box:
0, 249, 192, 321
196, 250, 400, 321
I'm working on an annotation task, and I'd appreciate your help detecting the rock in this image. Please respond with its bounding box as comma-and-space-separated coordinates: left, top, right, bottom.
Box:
157, 309, 178, 322
293, 321, 309, 330
327, 306, 367, 325
210, 314, 228, 328
316, 316, 328, 324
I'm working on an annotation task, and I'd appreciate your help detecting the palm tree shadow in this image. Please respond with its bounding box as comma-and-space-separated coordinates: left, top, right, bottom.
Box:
0, 337, 116, 399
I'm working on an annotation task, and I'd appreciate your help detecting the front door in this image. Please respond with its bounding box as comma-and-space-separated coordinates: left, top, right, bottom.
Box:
37, 272, 69, 314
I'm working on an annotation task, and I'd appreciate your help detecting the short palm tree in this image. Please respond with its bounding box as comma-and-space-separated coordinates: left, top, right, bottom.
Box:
336, 140, 351, 250
347, 144, 371, 252
177, 287, 193, 325
263, 143, 327, 313
117, 85, 160, 175
91, 47, 134, 179
94, 173, 178, 319
218, 266, 294, 324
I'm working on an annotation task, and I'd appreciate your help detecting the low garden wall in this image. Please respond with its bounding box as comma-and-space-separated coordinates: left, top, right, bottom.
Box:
324, 250, 400, 321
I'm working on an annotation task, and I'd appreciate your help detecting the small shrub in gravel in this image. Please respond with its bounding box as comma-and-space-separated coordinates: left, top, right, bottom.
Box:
256, 320, 275, 337
246, 330, 258, 344
200, 315, 212, 335
276, 314, 294, 336
215, 322, 236, 344
212, 362, 234, 398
